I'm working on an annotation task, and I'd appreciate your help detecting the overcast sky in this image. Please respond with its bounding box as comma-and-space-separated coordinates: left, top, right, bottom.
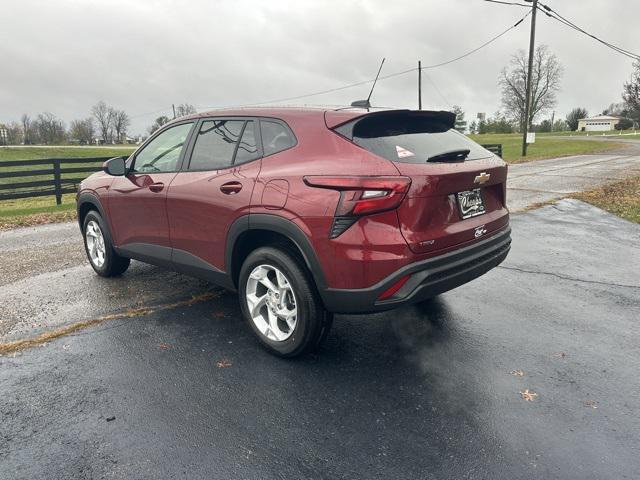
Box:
1, 0, 638, 135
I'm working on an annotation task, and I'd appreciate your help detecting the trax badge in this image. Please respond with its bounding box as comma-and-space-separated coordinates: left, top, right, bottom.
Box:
474, 225, 487, 238
474, 172, 490, 184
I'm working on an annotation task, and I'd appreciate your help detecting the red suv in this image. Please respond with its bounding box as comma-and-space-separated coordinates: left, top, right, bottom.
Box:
77, 107, 510, 356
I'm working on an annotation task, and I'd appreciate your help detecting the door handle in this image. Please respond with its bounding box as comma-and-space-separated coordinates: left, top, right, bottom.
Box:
149, 182, 164, 193
220, 181, 243, 195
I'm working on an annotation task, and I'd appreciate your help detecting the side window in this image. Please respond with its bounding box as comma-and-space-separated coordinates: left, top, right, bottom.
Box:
234, 121, 259, 164
133, 123, 193, 173
189, 120, 245, 170
260, 120, 296, 156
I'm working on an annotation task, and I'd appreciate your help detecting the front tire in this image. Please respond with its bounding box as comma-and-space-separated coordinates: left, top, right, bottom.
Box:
82, 210, 130, 277
238, 246, 332, 357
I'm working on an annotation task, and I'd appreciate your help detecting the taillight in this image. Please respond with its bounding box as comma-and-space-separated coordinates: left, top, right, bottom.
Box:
303, 176, 411, 238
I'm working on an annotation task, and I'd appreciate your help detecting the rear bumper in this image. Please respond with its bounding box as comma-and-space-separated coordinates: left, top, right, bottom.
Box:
320, 226, 511, 314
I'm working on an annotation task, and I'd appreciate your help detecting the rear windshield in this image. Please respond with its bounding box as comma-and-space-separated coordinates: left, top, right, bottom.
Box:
334, 112, 493, 163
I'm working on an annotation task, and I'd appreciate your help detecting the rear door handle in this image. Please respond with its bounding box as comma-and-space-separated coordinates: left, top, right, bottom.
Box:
220, 181, 243, 195
149, 182, 164, 193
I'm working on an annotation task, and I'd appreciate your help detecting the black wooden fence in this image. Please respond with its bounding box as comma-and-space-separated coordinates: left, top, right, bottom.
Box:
481, 144, 503, 158
0, 144, 503, 204
0, 157, 111, 205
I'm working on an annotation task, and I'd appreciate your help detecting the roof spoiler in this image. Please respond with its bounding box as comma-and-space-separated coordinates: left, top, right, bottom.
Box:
325, 109, 456, 130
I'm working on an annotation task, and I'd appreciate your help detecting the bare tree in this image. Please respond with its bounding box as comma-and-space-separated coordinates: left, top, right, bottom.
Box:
5, 122, 23, 145
175, 103, 196, 118
622, 60, 640, 124
21, 114, 33, 145
92, 101, 115, 143
70, 118, 95, 144
149, 115, 170, 134
34, 112, 66, 144
602, 102, 626, 116
499, 45, 562, 131
111, 110, 131, 143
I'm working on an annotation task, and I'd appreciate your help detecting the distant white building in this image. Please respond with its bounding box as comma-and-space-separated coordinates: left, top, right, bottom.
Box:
577, 115, 620, 132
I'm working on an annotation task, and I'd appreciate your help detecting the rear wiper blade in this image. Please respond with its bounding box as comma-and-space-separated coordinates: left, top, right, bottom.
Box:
427, 149, 470, 163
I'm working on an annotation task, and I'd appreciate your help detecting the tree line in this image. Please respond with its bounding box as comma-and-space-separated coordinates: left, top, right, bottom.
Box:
0, 101, 131, 146
1, 102, 198, 146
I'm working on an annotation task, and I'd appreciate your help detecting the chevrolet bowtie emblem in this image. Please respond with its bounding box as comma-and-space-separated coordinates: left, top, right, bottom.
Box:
474, 172, 490, 184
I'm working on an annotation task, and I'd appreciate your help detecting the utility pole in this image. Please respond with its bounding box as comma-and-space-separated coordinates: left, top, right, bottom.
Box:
418, 61, 422, 110
172, 104, 176, 119
521, 0, 538, 156
550, 110, 555, 131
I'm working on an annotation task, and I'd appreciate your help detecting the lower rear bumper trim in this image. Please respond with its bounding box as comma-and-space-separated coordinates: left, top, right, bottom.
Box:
320, 226, 511, 314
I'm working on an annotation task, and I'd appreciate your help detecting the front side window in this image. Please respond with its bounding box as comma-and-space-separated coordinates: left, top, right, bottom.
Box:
133, 123, 193, 173
189, 120, 245, 170
260, 120, 296, 156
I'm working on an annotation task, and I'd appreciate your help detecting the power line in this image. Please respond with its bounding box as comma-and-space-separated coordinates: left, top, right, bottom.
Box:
423, 73, 452, 109
203, 11, 531, 110
537, 2, 640, 61
483, 0, 531, 8
420, 10, 531, 70
134, 10, 530, 117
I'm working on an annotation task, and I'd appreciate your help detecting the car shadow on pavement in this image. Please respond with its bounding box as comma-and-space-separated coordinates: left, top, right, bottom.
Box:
113, 293, 509, 478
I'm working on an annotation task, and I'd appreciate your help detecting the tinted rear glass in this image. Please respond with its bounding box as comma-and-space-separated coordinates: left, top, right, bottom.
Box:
335, 112, 493, 163
234, 121, 259, 164
261, 120, 296, 156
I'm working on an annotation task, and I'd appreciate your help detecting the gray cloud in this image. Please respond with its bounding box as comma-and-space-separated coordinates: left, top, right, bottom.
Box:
1, 0, 638, 134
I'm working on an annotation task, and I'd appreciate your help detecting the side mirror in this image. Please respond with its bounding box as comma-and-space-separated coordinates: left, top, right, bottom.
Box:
103, 157, 127, 176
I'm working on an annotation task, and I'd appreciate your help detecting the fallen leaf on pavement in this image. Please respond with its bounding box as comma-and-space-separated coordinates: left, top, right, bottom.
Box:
510, 370, 525, 376
553, 352, 567, 359
584, 400, 598, 409
159, 342, 171, 350
216, 359, 232, 368
520, 389, 538, 401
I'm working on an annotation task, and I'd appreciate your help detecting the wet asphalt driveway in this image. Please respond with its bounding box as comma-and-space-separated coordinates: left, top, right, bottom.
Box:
1, 199, 639, 479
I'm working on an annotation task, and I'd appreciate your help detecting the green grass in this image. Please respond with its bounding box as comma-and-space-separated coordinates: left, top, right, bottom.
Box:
535, 130, 640, 138
470, 133, 628, 163
0, 146, 136, 226
0, 146, 136, 161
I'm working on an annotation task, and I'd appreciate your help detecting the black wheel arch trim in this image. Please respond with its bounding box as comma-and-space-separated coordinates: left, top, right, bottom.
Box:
77, 192, 107, 228
226, 214, 328, 293
76, 192, 118, 250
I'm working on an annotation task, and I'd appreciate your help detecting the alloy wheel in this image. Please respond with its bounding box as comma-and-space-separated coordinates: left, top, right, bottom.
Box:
85, 220, 106, 268
245, 264, 298, 341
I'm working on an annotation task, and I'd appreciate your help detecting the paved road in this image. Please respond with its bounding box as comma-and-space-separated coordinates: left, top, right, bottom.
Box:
1, 200, 639, 479
507, 152, 640, 211
1, 152, 639, 341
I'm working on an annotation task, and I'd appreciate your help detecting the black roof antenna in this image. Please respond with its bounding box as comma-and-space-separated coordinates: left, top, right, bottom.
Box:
351, 58, 385, 109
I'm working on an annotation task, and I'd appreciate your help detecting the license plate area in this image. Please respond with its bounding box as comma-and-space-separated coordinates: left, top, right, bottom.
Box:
456, 188, 486, 219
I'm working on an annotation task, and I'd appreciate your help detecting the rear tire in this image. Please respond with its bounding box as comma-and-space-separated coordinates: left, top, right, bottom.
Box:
238, 246, 332, 357
82, 210, 130, 277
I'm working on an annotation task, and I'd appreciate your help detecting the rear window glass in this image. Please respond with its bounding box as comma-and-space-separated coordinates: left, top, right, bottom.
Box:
261, 120, 296, 156
234, 121, 259, 164
335, 112, 492, 163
